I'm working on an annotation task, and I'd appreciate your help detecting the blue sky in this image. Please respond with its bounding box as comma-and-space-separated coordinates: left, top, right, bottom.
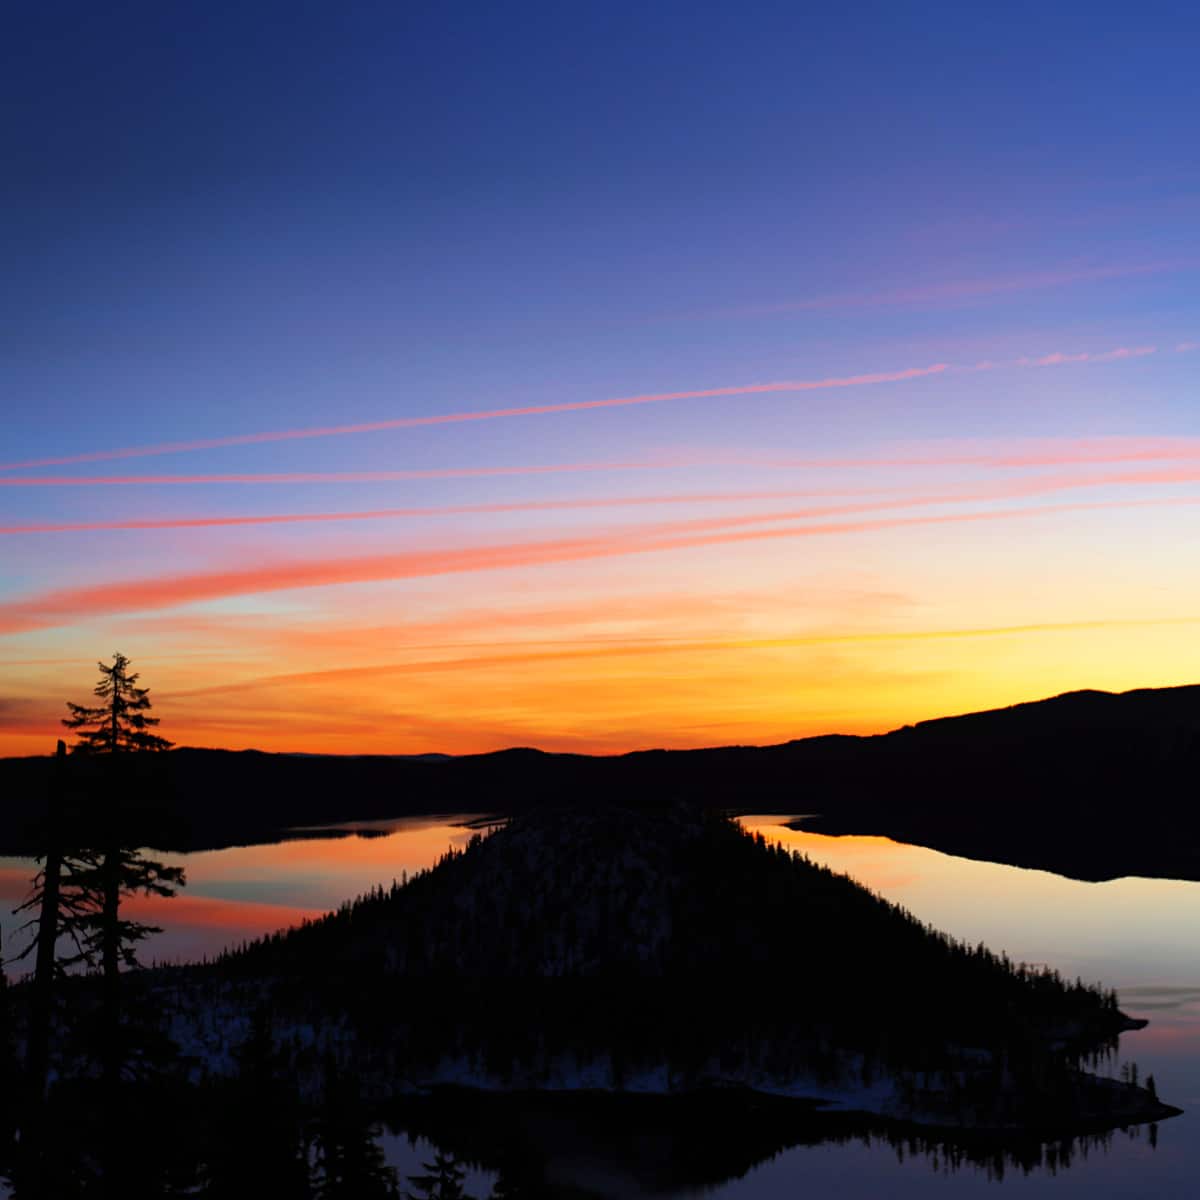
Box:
3, 2, 1199, 753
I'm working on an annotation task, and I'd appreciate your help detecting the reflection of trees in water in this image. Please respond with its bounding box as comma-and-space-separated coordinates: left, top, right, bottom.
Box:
388, 1090, 1160, 1197
0, 802, 1175, 1197
0, 1081, 1164, 1198
0, 1060, 402, 1199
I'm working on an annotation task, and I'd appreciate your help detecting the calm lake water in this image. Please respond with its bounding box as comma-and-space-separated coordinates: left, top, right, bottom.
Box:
2, 814, 1198, 1197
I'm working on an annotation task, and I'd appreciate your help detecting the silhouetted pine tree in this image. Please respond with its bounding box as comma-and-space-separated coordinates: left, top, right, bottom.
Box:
63, 652, 173, 756
61, 653, 185, 1087
0, 932, 15, 1171
309, 1055, 399, 1199
10, 744, 99, 1099
405, 1150, 469, 1200
4, 740, 105, 1195
201, 1009, 311, 1198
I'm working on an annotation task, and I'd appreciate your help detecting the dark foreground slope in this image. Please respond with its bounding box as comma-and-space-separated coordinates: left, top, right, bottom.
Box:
5, 683, 1200, 878
172, 806, 1171, 1132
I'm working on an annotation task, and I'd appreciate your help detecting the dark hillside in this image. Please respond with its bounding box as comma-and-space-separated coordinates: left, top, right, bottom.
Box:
180, 806, 1170, 1131
4, 683, 1200, 878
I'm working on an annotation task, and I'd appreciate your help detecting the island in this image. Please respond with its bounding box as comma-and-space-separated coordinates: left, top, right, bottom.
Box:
154, 804, 1175, 1133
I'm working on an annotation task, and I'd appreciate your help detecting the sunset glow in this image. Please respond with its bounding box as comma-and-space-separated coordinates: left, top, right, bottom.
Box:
6, 366, 1200, 755
4, 6, 1198, 759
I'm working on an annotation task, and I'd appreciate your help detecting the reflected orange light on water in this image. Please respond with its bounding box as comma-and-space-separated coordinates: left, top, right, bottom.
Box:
0, 818, 483, 969
6, 818, 1200, 1011
739, 817, 1200, 1001
120, 892, 321, 933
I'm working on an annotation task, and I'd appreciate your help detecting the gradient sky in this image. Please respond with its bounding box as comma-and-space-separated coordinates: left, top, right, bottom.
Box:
3, 2, 1199, 755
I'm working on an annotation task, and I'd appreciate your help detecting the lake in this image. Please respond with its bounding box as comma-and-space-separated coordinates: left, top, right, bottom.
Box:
2, 814, 1198, 1197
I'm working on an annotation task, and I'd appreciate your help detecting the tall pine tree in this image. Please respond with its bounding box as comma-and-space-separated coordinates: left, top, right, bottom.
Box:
61, 653, 185, 1087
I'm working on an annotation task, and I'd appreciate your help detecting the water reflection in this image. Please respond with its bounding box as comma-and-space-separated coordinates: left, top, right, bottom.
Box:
737, 818, 1200, 993
385, 1092, 1161, 1199
4, 813, 1199, 1196
0, 815, 484, 969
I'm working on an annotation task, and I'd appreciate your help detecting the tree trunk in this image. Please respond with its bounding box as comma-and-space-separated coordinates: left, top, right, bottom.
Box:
20, 741, 67, 1191
100, 815, 122, 1198
101, 840, 121, 1090
27, 741, 66, 1105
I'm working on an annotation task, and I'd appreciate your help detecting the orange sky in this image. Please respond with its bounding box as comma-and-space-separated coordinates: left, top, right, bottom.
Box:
5, 4, 1200, 761
7, 427, 1200, 758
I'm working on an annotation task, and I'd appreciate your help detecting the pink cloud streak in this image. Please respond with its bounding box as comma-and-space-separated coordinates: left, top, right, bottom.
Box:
4, 494, 1200, 636
1012, 345, 1157, 368
9, 434, 1200, 494
0, 486, 899, 534
0, 460, 690, 488
7, 460, 1200, 535
734, 436, 1200, 470
687, 260, 1199, 319
0, 365, 948, 472
0, 337, 1175, 476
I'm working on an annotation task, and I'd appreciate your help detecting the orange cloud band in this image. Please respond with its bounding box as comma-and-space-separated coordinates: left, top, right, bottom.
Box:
161, 613, 1200, 700
4, 494, 1200, 637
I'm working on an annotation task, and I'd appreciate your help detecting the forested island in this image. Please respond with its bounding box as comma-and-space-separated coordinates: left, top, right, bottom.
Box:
174, 806, 1171, 1127
3, 802, 1176, 1195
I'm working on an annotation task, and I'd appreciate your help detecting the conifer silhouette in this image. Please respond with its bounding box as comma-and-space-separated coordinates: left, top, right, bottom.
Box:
60, 653, 184, 1088
63, 651, 173, 755
5, 740, 104, 1192
405, 1149, 469, 1200
310, 1055, 399, 1198
201, 1008, 311, 1197
0, 934, 14, 1166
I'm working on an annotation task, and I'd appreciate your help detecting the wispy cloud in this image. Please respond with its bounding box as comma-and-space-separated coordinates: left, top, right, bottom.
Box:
0, 365, 948, 473
676, 260, 1199, 319
0, 337, 1174, 476
1010, 345, 1157, 368
7, 456, 1200, 538
163, 613, 1200, 700
0, 486, 901, 533
10, 434, 1200, 499
119, 581, 914, 655
732, 435, 1200, 470
0, 459, 693, 488
4, 495, 1200, 636
969, 345, 1159, 371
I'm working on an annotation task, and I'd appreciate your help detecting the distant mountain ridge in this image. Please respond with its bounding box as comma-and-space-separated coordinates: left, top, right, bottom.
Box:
3, 683, 1200, 879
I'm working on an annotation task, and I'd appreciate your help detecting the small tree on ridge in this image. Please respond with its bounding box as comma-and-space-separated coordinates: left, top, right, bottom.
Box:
64, 651, 173, 755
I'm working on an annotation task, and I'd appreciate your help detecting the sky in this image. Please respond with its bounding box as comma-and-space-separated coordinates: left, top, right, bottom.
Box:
3, 1, 1199, 756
